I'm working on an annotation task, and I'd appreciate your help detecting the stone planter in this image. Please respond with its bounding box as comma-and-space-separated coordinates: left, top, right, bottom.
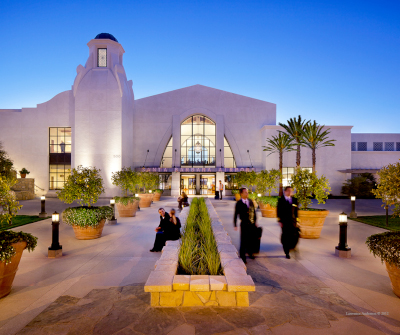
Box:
385, 261, 400, 298
138, 194, 154, 208
259, 203, 277, 218
0, 241, 27, 298
298, 210, 329, 239
234, 194, 241, 201
116, 200, 139, 217
72, 219, 106, 240
153, 192, 162, 202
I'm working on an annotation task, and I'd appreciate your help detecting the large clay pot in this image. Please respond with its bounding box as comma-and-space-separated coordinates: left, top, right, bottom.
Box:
0, 241, 26, 298
385, 261, 400, 298
259, 203, 277, 218
116, 200, 139, 217
72, 219, 106, 240
138, 194, 154, 208
298, 210, 329, 239
234, 194, 241, 201
153, 192, 162, 202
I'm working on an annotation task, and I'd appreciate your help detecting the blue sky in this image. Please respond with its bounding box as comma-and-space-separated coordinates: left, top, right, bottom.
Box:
0, 0, 399, 132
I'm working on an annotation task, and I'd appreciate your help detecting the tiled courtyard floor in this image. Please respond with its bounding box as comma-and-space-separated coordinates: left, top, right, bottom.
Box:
1, 197, 400, 334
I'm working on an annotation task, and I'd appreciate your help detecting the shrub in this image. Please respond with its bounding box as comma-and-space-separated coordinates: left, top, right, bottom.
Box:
57, 165, 105, 207
0, 231, 37, 264
255, 169, 281, 196
19, 168, 30, 175
111, 167, 139, 196
341, 173, 376, 198
231, 189, 239, 195
138, 172, 158, 193
257, 196, 279, 208
290, 168, 331, 210
114, 196, 140, 206
366, 232, 400, 267
63, 206, 113, 227
153, 189, 163, 194
0, 175, 22, 226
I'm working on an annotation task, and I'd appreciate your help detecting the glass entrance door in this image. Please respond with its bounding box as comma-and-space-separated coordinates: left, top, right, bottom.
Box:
200, 174, 215, 195
180, 174, 196, 195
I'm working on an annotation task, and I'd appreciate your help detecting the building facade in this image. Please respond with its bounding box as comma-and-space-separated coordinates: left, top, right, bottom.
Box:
1, 33, 399, 197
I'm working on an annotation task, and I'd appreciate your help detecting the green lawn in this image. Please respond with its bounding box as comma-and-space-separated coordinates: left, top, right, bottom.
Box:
0, 215, 50, 231
350, 215, 400, 231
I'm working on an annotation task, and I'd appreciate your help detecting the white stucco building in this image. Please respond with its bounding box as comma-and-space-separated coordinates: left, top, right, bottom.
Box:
1, 33, 399, 197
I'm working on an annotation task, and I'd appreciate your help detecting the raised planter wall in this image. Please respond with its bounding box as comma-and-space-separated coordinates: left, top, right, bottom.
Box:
11, 178, 35, 200
144, 198, 255, 307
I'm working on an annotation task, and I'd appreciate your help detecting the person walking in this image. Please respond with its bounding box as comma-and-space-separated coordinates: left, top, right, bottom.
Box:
277, 186, 299, 259
234, 187, 257, 263
218, 180, 224, 200
150, 208, 171, 252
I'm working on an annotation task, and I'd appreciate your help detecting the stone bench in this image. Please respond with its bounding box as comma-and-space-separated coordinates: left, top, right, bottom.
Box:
144, 198, 255, 307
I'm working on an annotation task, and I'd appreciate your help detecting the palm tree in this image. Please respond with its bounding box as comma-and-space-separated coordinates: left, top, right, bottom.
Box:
301, 121, 336, 172
279, 115, 309, 167
263, 133, 295, 196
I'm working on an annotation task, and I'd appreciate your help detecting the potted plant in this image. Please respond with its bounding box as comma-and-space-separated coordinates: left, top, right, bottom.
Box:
137, 172, 158, 208
0, 175, 37, 298
152, 189, 163, 202
366, 232, 400, 298
19, 168, 30, 178
111, 167, 140, 217
256, 169, 281, 217
231, 189, 241, 201
57, 165, 112, 240
290, 168, 331, 239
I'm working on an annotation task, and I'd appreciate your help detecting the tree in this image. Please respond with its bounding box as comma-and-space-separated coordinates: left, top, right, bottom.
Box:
111, 167, 139, 196
0, 142, 15, 179
373, 161, 400, 217
255, 169, 281, 196
0, 175, 22, 226
341, 173, 376, 198
263, 132, 295, 196
279, 115, 309, 167
301, 121, 335, 172
138, 172, 159, 193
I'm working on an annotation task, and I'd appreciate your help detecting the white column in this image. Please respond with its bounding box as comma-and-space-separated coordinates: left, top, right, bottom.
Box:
216, 171, 225, 197
216, 115, 225, 168
171, 171, 181, 197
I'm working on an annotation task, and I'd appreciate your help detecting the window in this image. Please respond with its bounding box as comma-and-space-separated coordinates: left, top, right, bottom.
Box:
98, 48, 107, 67
373, 142, 383, 151
397, 142, 400, 151
49, 127, 71, 190
282, 167, 312, 187
158, 174, 172, 190
225, 174, 238, 190
160, 137, 173, 168
351, 142, 356, 151
385, 142, 394, 151
181, 115, 215, 167
357, 142, 367, 151
224, 137, 236, 168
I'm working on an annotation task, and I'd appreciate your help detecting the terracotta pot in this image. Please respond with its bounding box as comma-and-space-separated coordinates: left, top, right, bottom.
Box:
138, 194, 154, 208
20, 174, 26, 178
259, 203, 277, 218
153, 192, 162, 202
385, 261, 400, 298
72, 219, 105, 240
116, 200, 139, 217
0, 241, 27, 298
234, 194, 241, 201
298, 210, 329, 239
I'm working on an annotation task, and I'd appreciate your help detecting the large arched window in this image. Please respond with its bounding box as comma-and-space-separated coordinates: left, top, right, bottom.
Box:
224, 137, 236, 168
181, 115, 215, 167
160, 137, 173, 168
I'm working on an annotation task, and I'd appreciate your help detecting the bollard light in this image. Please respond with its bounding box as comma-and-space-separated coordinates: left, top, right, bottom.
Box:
135, 194, 139, 197
149, 190, 152, 193
335, 212, 351, 258
39, 195, 47, 218
349, 196, 357, 218
257, 193, 262, 197
108, 199, 117, 225
48, 211, 62, 258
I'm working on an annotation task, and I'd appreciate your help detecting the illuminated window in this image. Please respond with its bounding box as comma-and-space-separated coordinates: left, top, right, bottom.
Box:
98, 48, 107, 67
160, 137, 173, 168
181, 115, 215, 167
224, 137, 236, 168
49, 127, 71, 190
282, 167, 312, 187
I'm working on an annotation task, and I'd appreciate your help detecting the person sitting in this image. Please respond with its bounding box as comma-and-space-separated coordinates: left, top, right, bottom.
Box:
167, 209, 181, 241
150, 208, 171, 252
178, 192, 189, 211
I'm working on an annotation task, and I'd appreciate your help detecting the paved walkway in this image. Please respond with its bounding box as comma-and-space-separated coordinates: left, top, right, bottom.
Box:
0, 197, 399, 334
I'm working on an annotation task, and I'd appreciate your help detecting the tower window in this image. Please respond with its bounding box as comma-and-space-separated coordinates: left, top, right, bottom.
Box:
98, 48, 107, 67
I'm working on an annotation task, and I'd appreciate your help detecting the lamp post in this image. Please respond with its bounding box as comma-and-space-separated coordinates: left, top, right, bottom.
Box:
335, 212, 351, 258
349, 196, 357, 218
108, 199, 117, 225
39, 195, 47, 218
48, 211, 62, 258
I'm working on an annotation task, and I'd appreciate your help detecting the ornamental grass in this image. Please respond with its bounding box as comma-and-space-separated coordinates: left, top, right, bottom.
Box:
178, 198, 223, 275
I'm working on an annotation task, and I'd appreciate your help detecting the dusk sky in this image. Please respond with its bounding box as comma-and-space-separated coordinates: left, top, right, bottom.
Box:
1, 0, 399, 133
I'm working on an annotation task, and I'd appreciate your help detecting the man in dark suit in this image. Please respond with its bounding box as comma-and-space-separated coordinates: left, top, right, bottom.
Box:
150, 208, 171, 252
277, 186, 299, 259
234, 187, 257, 263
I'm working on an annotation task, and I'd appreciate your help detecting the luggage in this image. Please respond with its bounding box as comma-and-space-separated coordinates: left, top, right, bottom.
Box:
252, 226, 263, 254
215, 191, 219, 199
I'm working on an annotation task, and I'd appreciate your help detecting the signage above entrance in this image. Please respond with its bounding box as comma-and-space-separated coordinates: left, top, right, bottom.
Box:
136, 167, 260, 173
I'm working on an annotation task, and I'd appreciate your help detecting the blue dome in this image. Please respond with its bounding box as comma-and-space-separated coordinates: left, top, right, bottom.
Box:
94, 33, 118, 42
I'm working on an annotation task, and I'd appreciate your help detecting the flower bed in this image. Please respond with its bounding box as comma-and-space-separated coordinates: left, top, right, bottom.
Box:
144, 198, 255, 307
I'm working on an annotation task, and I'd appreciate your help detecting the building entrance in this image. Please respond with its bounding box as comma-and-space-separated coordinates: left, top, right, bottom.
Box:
180, 173, 216, 195
200, 174, 216, 195
180, 174, 196, 195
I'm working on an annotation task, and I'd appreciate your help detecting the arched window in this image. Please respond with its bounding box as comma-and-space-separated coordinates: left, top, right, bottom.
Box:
181, 115, 215, 167
160, 137, 173, 168
224, 137, 236, 168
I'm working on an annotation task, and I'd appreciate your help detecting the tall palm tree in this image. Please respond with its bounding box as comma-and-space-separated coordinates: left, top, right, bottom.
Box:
279, 115, 309, 167
301, 121, 336, 172
263, 133, 295, 196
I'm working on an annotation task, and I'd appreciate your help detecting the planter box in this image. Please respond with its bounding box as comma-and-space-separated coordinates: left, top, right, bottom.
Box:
144, 199, 255, 307
153, 192, 162, 202
298, 210, 329, 239
385, 261, 400, 298
259, 203, 277, 218
138, 194, 154, 208
72, 219, 106, 240
116, 200, 138, 217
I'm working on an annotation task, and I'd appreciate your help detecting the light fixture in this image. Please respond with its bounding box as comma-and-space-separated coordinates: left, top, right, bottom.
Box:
350, 196, 357, 218
52, 211, 60, 224
110, 199, 115, 205
135, 194, 139, 197
257, 194, 262, 197
41, 196, 45, 200
350, 196, 356, 201
48, 211, 62, 258
339, 212, 347, 224
149, 190, 152, 193
195, 141, 202, 153
39, 196, 47, 218
335, 211, 351, 258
